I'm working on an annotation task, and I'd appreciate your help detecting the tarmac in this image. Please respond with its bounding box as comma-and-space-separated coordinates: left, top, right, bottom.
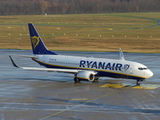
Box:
0, 49, 160, 120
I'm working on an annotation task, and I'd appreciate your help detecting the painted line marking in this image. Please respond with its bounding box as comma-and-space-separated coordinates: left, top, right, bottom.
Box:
100, 83, 160, 89
100, 83, 124, 88
132, 86, 144, 89
71, 98, 89, 101
39, 83, 160, 120
39, 88, 123, 120
132, 84, 160, 89
149, 94, 156, 98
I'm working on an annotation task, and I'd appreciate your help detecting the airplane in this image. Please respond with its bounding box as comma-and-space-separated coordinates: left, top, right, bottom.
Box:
9, 23, 153, 85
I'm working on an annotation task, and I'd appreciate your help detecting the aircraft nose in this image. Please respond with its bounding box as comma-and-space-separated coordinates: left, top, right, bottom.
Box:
146, 69, 153, 78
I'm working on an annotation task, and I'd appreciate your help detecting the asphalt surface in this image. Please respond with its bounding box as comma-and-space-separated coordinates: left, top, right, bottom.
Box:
0, 49, 160, 120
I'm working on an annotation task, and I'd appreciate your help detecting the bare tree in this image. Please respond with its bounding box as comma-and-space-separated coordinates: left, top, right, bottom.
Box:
0, 0, 160, 15
40, 0, 48, 14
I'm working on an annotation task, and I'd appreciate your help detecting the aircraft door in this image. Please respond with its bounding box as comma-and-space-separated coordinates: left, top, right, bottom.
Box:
130, 66, 133, 74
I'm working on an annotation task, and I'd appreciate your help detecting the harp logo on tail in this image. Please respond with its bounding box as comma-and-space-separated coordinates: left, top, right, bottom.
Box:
31, 36, 40, 49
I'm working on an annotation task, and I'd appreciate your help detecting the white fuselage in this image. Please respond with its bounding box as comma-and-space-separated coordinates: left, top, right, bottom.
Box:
33, 55, 153, 80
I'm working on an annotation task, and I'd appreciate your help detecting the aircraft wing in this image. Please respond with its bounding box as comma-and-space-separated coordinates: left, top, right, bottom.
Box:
9, 56, 80, 74
9, 54, 37, 59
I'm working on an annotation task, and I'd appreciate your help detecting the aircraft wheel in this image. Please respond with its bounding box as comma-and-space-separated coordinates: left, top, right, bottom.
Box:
136, 79, 145, 86
74, 77, 80, 83
95, 76, 99, 80
92, 79, 98, 83
137, 81, 140, 86
93, 76, 99, 82
136, 80, 141, 86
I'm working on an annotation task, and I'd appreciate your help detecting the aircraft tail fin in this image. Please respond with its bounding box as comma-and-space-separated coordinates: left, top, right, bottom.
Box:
28, 23, 57, 55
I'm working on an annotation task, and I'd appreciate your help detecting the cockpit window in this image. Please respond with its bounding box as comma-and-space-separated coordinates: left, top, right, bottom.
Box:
138, 67, 148, 70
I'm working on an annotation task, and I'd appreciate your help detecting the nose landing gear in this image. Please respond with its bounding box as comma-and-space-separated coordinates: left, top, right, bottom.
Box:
136, 79, 145, 86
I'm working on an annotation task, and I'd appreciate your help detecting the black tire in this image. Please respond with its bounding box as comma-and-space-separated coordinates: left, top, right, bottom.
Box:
136, 80, 140, 86
92, 76, 99, 83
74, 77, 80, 83
92, 79, 98, 83
95, 76, 99, 80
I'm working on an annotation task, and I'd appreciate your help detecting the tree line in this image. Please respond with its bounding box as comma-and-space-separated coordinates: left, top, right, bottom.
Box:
0, 0, 160, 15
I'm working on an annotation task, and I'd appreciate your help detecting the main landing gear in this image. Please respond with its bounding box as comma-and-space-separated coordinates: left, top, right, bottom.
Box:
136, 79, 145, 86
74, 77, 80, 83
92, 76, 99, 83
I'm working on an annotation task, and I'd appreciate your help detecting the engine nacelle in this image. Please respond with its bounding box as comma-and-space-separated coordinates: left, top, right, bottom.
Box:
76, 71, 97, 82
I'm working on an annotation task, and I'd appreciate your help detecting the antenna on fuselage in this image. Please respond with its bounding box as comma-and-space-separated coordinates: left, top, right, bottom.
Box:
119, 48, 125, 60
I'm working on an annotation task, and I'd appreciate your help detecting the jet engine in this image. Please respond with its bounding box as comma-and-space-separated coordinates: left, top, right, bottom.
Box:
75, 71, 97, 82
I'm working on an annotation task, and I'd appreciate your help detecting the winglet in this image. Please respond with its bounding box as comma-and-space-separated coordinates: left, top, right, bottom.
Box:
9, 56, 19, 68
119, 48, 125, 60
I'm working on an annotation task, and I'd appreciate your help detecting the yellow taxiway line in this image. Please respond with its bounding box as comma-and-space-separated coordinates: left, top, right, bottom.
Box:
100, 83, 160, 89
